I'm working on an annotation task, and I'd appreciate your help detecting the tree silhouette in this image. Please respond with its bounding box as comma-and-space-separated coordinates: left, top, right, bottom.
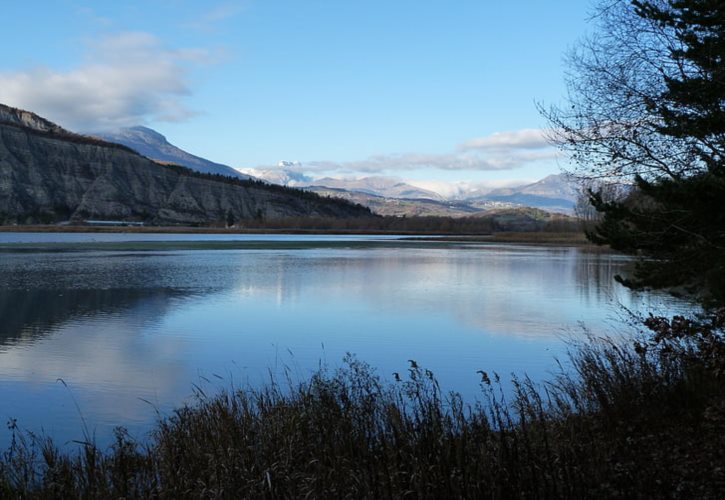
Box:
543, 0, 724, 305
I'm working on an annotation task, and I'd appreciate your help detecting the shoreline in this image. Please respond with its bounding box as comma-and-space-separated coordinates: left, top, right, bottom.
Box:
0, 225, 592, 246
404, 232, 591, 245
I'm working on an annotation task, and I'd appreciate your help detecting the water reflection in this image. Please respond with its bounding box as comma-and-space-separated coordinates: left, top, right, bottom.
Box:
0, 285, 204, 447
218, 246, 669, 338
0, 243, 690, 449
0, 288, 187, 348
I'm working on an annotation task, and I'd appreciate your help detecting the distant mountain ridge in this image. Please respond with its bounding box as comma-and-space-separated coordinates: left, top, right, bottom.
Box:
245, 166, 579, 215
469, 175, 577, 212
239, 167, 313, 186
307, 176, 445, 201
240, 168, 446, 201
94, 126, 250, 180
483, 174, 577, 200
0, 103, 371, 225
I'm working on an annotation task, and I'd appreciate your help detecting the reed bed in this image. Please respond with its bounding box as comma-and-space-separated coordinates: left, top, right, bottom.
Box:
1, 314, 723, 499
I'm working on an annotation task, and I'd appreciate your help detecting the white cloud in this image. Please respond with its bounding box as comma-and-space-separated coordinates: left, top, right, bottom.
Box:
185, 1, 248, 32
241, 128, 565, 198
0, 32, 208, 131
304, 153, 517, 174
405, 178, 531, 198
459, 128, 550, 151
269, 128, 558, 176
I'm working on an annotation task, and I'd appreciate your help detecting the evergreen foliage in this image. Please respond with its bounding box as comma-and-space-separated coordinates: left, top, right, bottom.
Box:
544, 0, 724, 304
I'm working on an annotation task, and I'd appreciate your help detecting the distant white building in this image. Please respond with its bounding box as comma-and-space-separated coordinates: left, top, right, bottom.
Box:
83, 220, 145, 227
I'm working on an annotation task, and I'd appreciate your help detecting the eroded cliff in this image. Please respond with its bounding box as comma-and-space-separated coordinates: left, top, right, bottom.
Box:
0, 105, 371, 225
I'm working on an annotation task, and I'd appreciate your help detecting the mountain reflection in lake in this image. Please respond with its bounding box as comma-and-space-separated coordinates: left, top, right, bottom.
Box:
0, 240, 689, 448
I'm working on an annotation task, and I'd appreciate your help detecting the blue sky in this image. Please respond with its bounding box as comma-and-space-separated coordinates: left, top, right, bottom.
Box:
0, 1, 593, 187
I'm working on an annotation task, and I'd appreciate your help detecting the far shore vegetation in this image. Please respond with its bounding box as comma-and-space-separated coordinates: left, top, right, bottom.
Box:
0, 210, 583, 239
0, 218, 591, 249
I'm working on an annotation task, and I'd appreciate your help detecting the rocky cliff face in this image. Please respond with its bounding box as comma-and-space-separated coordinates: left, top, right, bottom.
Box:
0, 104, 371, 225
0, 104, 65, 134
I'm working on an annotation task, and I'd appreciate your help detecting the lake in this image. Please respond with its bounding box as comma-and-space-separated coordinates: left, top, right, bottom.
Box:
0, 233, 688, 449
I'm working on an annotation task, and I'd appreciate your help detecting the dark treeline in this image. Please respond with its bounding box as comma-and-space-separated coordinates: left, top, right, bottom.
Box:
230, 214, 580, 234
237, 215, 496, 233
0, 209, 582, 233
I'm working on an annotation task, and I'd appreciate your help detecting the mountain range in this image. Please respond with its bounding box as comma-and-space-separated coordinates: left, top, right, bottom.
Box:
466, 175, 578, 212
244, 167, 578, 216
242, 166, 578, 211
89, 127, 579, 216
0, 107, 579, 223
0, 104, 370, 225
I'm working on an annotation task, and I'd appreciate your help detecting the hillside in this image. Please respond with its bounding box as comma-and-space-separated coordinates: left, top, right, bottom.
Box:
306, 176, 445, 200
0, 104, 371, 225
93, 126, 250, 180
241, 169, 447, 200
475, 174, 577, 212
304, 187, 477, 217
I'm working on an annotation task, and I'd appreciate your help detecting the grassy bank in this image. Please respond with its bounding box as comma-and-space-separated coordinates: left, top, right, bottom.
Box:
1, 314, 723, 498
0, 224, 436, 235
1, 224, 591, 247
0, 237, 594, 254
0, 213, 581, 239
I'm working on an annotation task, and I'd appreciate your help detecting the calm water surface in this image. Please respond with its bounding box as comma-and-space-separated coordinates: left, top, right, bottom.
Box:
0, 233, 688, 448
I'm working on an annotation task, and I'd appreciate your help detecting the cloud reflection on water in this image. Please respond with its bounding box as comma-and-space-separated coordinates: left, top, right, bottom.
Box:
0, 244, 690, 449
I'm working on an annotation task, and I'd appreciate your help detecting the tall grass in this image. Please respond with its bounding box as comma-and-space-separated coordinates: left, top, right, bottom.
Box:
1, 315, 723, 498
